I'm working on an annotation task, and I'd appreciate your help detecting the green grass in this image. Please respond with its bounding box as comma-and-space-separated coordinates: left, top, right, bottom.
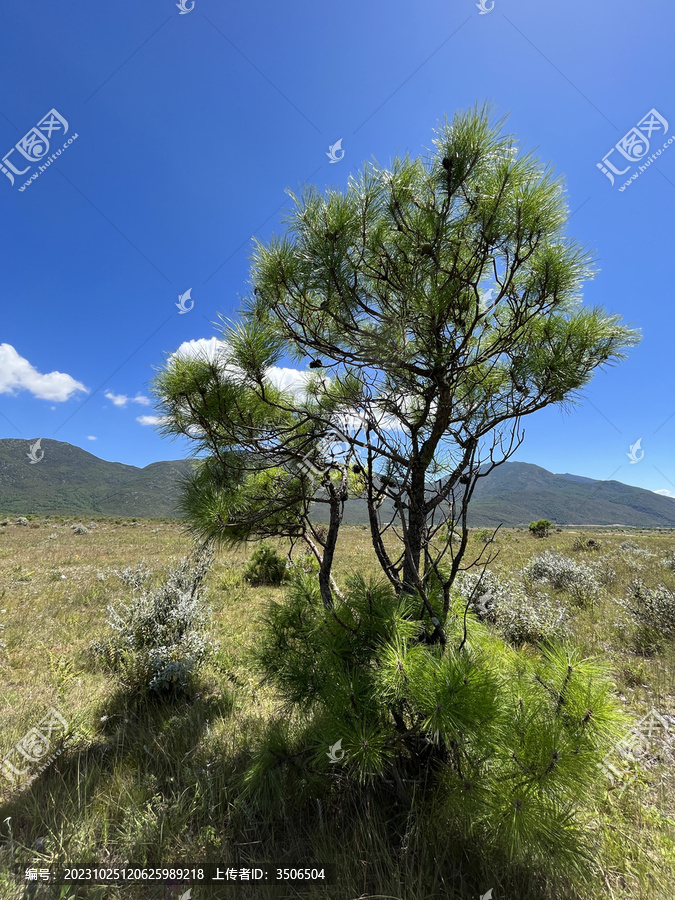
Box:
0, 518, 674, 899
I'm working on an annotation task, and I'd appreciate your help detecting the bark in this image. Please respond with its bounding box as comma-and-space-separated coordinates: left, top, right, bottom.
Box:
367, 477, 401, 592
318, 469, 347, 609
302, 532, 344, 603
401, 469, 427, 593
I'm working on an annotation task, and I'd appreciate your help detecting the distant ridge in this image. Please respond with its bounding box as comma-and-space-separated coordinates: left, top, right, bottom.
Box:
461, 461, 675, 528
0, 439, 194, 518
556, 473, 600, 485
1, 439, 675, 527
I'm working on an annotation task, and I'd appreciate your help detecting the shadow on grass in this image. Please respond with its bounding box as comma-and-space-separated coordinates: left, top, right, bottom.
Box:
0, 676, 236, 900
0, 672, 601, 900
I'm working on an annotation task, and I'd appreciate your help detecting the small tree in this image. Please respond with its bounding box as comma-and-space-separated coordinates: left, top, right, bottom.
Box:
244, 570, 625, 872
529, 519, 552, 538
152, 104, 639, 624
150, 103, 640, 870
244, 542, 289, 586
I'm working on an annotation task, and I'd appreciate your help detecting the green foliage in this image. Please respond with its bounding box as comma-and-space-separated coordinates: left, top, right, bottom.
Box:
244, 572, 626, 875
529, 519, 552, 538
287, 551, 321, 578
150, 104, 641, 597
244, 542, 289, 586
89, 545, 216, 697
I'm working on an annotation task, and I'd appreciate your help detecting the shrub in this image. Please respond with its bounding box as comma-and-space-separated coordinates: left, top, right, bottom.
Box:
453, 569, 570, 646
529, 519, 552, 538
498, 592, 570, 645
522, 550, 601, 606
619, 540, 640, 552
572, 537, 602, 552
115, 560, 154, 591
287, 551, 320, 578
89, 545, 215, 696
452, 568, 502, 623
246, 571, 625, 876
244, 543, 289, 586
313, 524, 328, 543
621, 578, 675, 653
589, 557, 617, 587
619, 543, 655, 560
71, 523, 90, 535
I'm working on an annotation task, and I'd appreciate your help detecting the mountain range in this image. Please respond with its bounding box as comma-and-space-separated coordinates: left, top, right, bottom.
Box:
1, 438, 674, 527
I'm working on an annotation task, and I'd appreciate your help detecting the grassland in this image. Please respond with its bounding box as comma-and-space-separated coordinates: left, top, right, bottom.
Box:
0, 516, 674, 899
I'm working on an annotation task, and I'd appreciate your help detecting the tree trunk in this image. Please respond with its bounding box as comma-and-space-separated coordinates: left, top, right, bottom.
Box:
318, 472, 346, 609
402, 470, 426, 594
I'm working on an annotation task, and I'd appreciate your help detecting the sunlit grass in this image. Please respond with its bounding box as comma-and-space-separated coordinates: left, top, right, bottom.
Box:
0, 517, 674, 899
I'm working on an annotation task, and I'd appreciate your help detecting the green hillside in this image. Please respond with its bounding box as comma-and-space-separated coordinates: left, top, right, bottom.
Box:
0, 439, 195, 518
2, 439, 675, 527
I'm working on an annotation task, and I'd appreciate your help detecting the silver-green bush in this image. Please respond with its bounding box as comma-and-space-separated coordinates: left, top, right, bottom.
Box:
90, 545, 216, 696
453, 569, 570, 646
621, 578, 675, 653
522, 550, 601, 606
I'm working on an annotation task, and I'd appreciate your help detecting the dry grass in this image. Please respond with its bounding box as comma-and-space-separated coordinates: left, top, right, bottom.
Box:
0, 517, 674, 899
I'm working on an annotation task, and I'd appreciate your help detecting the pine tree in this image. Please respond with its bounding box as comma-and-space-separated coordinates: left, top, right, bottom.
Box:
151, 103, 640, 617
150, 104, 637, 872
240, 569, 626, 872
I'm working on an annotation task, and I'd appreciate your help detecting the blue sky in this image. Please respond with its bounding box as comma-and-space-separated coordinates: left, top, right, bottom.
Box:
1, 0, 674, 497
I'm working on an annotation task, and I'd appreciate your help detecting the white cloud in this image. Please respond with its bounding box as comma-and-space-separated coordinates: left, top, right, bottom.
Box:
136, 415, 164, 427
170, 336, 227, 364
86, 435, 97, 441
0, 344, 87, 402
105, 391, 151, 408
268, 365, 313, 397
105, 391, 128, 407
654, 489, 675, 499
169, 337, 312, 398
167, 337, 408, 433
